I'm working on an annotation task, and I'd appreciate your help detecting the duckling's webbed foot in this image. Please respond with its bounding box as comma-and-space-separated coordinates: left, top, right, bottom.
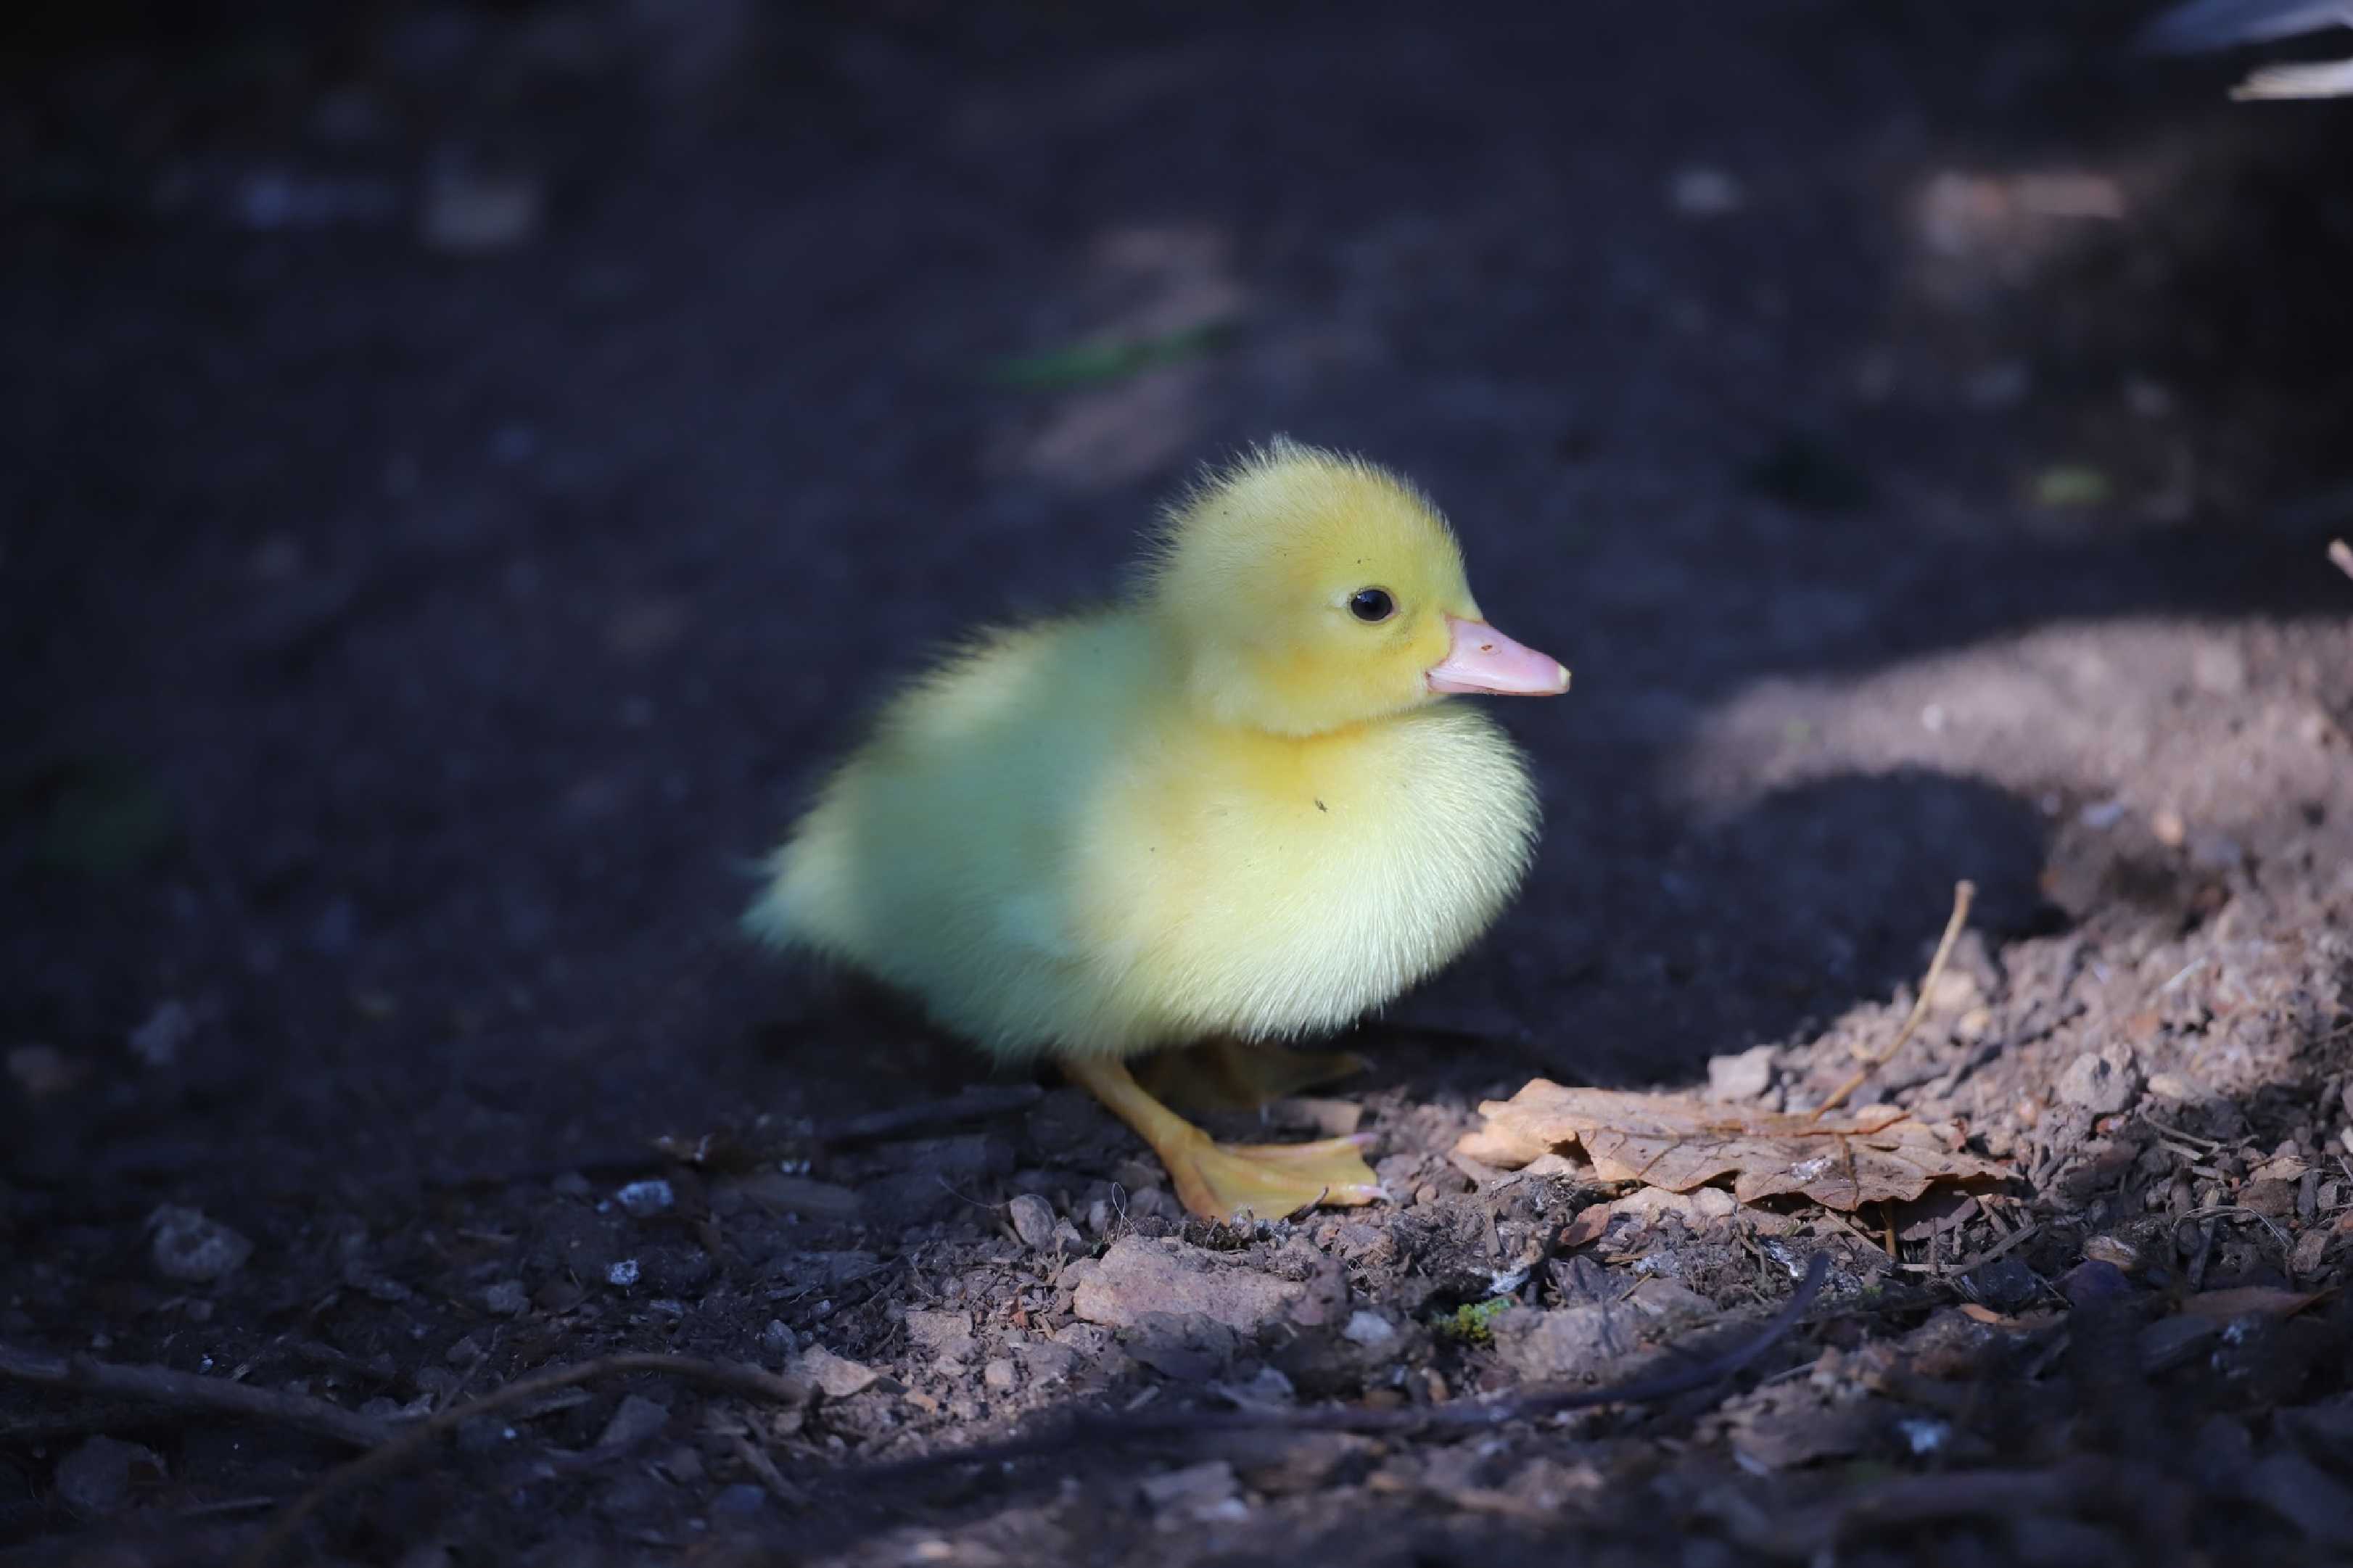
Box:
1168, 1134, 1385, 1223
1065, 1055, 1385, 1223
1134, 1034, 1372, 1115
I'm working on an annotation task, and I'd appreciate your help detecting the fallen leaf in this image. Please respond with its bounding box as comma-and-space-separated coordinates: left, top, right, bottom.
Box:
1558, 1205, 1611, 1249
2180, 1286, 2329, 1321
989, 323, 1232, 390
2034, 463, 2111, 508
1455, 1081, 2006, 1212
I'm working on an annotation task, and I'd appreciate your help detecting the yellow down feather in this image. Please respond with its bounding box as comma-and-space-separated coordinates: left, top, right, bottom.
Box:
746, 440, 1546, 1063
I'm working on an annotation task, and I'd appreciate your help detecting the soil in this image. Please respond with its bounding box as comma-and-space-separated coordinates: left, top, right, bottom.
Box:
6, 1, 2353, 1564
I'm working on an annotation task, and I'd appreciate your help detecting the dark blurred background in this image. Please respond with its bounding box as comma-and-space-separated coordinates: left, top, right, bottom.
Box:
5, 0, 2352, 1190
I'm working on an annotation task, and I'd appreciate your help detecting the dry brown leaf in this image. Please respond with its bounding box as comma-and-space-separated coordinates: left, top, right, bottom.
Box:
1557, 1205, 1612, 1249
1455, 1081, 2006, 1212
2178, 1286, 2329, 1321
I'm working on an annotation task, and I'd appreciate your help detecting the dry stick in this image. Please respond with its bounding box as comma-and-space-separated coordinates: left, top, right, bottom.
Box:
812, 1083, 1044, 1145
862, 1252, 1831, 1483
1810, 880, 1976, 1122
0, 1343, 392, 1451
234, 1354, 812, 1568
2332, 538, 2353, 582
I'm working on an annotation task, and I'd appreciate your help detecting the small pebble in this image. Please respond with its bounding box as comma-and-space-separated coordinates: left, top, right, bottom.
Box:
55, 1437, 164, 1519
149, 1206, 253, 1283
616, 1179, 675, 1217
482, 1281, 529, 1316
709, 1482, 767, 1518
128, 1001, 193, 1068
1007, 1193, 1058, 1250
596, 1393, 669, 1452
2057, 1048, 2140, 1115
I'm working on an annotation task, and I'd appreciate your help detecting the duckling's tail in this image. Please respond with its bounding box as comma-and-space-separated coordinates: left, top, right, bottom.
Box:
741, 840, 826, 952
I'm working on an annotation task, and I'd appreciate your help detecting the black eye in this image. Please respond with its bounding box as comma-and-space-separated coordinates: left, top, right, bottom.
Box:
1348, 587, 1395, 622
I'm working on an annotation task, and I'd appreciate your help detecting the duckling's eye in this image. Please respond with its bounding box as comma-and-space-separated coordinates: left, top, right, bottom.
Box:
1348, 587, 1396, 623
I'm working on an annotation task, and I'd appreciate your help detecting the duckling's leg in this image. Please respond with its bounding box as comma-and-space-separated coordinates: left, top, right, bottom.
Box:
1065, 1056, 1384, 1222
1134, 1034, 1372, 1115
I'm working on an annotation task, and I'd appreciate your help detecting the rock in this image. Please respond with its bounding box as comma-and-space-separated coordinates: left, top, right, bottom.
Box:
129, 1001, 193, 1068
638, 1245, 713, 1297
1073, 1237, 1308, 1334
2056, 1047, 2141, 1115
1625, 1279, 1716, 1322
2240, 1179, 2299, 1219
2188, 833, 2245, 872
1668, 165, 1744, 217
2249, 1448, 2353, 1545
419, 159, 542, 255
149, 1206, 252, 1282
799, 1347, 880, 1399
2293, 1227, 2331, 1276
1491, 1302, 1647, 1383
1705, 1044, 1776, 1103
482, 1280, 529, 1316
1492, 1275, 1718, 1383
1231, 1430, 1375, 1494
7, 1043, 82, 1099
2059, 1260, 2132, 1307
983, 1357, 1018, 1393
709, 1482, 767, 1518
1342, 1309, 1398, 1349
904, 1308, 976, 1363
55, 1437, 165, 1518
1964, 1253, 2042, 1313
2191, 640, 2247, 696
1124, 1310, 1238, 1382
1015, 1340, 1079, 1387
1007, 1193, 1058, 1250
614, 1179, 675, 1217
1138, 1458, 1241, 1515
1052, 1321, 1117, 1356
596, 1395, 669, 1452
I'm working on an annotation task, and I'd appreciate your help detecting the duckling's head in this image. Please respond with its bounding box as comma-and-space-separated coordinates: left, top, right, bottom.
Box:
1145, 440, 1570, 735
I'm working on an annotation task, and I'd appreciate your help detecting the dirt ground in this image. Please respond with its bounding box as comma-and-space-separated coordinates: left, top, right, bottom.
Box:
7, 1, 2353, 1563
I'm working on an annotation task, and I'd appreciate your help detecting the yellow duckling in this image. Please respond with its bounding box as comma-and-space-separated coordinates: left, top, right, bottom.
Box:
747, 440, 1569, 1221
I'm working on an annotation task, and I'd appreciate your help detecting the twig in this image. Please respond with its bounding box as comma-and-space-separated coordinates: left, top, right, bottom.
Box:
2331, 538, 2353, 583
812, 1084, 1045, 1144
1812, 881, 1976, 1121
858, 1252, 1830, 1482
234, 1354, 811, 1568
1897, 1221, 2040, 1275
0, 1343, 391, 1451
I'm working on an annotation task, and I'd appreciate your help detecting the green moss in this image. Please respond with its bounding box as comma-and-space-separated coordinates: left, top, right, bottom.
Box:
1435, 1296, 1516, 1345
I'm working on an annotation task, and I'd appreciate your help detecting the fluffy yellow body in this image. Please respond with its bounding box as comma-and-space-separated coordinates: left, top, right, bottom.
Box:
748, 613, 1538, 1061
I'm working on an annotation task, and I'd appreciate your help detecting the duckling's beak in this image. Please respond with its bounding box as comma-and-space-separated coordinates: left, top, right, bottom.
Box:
1426, 614, 1571, 696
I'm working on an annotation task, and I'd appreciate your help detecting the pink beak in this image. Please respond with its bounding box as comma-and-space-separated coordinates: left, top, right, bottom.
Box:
1426, 614, 1571, 696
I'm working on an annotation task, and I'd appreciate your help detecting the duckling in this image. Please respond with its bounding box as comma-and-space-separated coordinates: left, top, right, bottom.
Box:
746, 440, 1569, 1221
